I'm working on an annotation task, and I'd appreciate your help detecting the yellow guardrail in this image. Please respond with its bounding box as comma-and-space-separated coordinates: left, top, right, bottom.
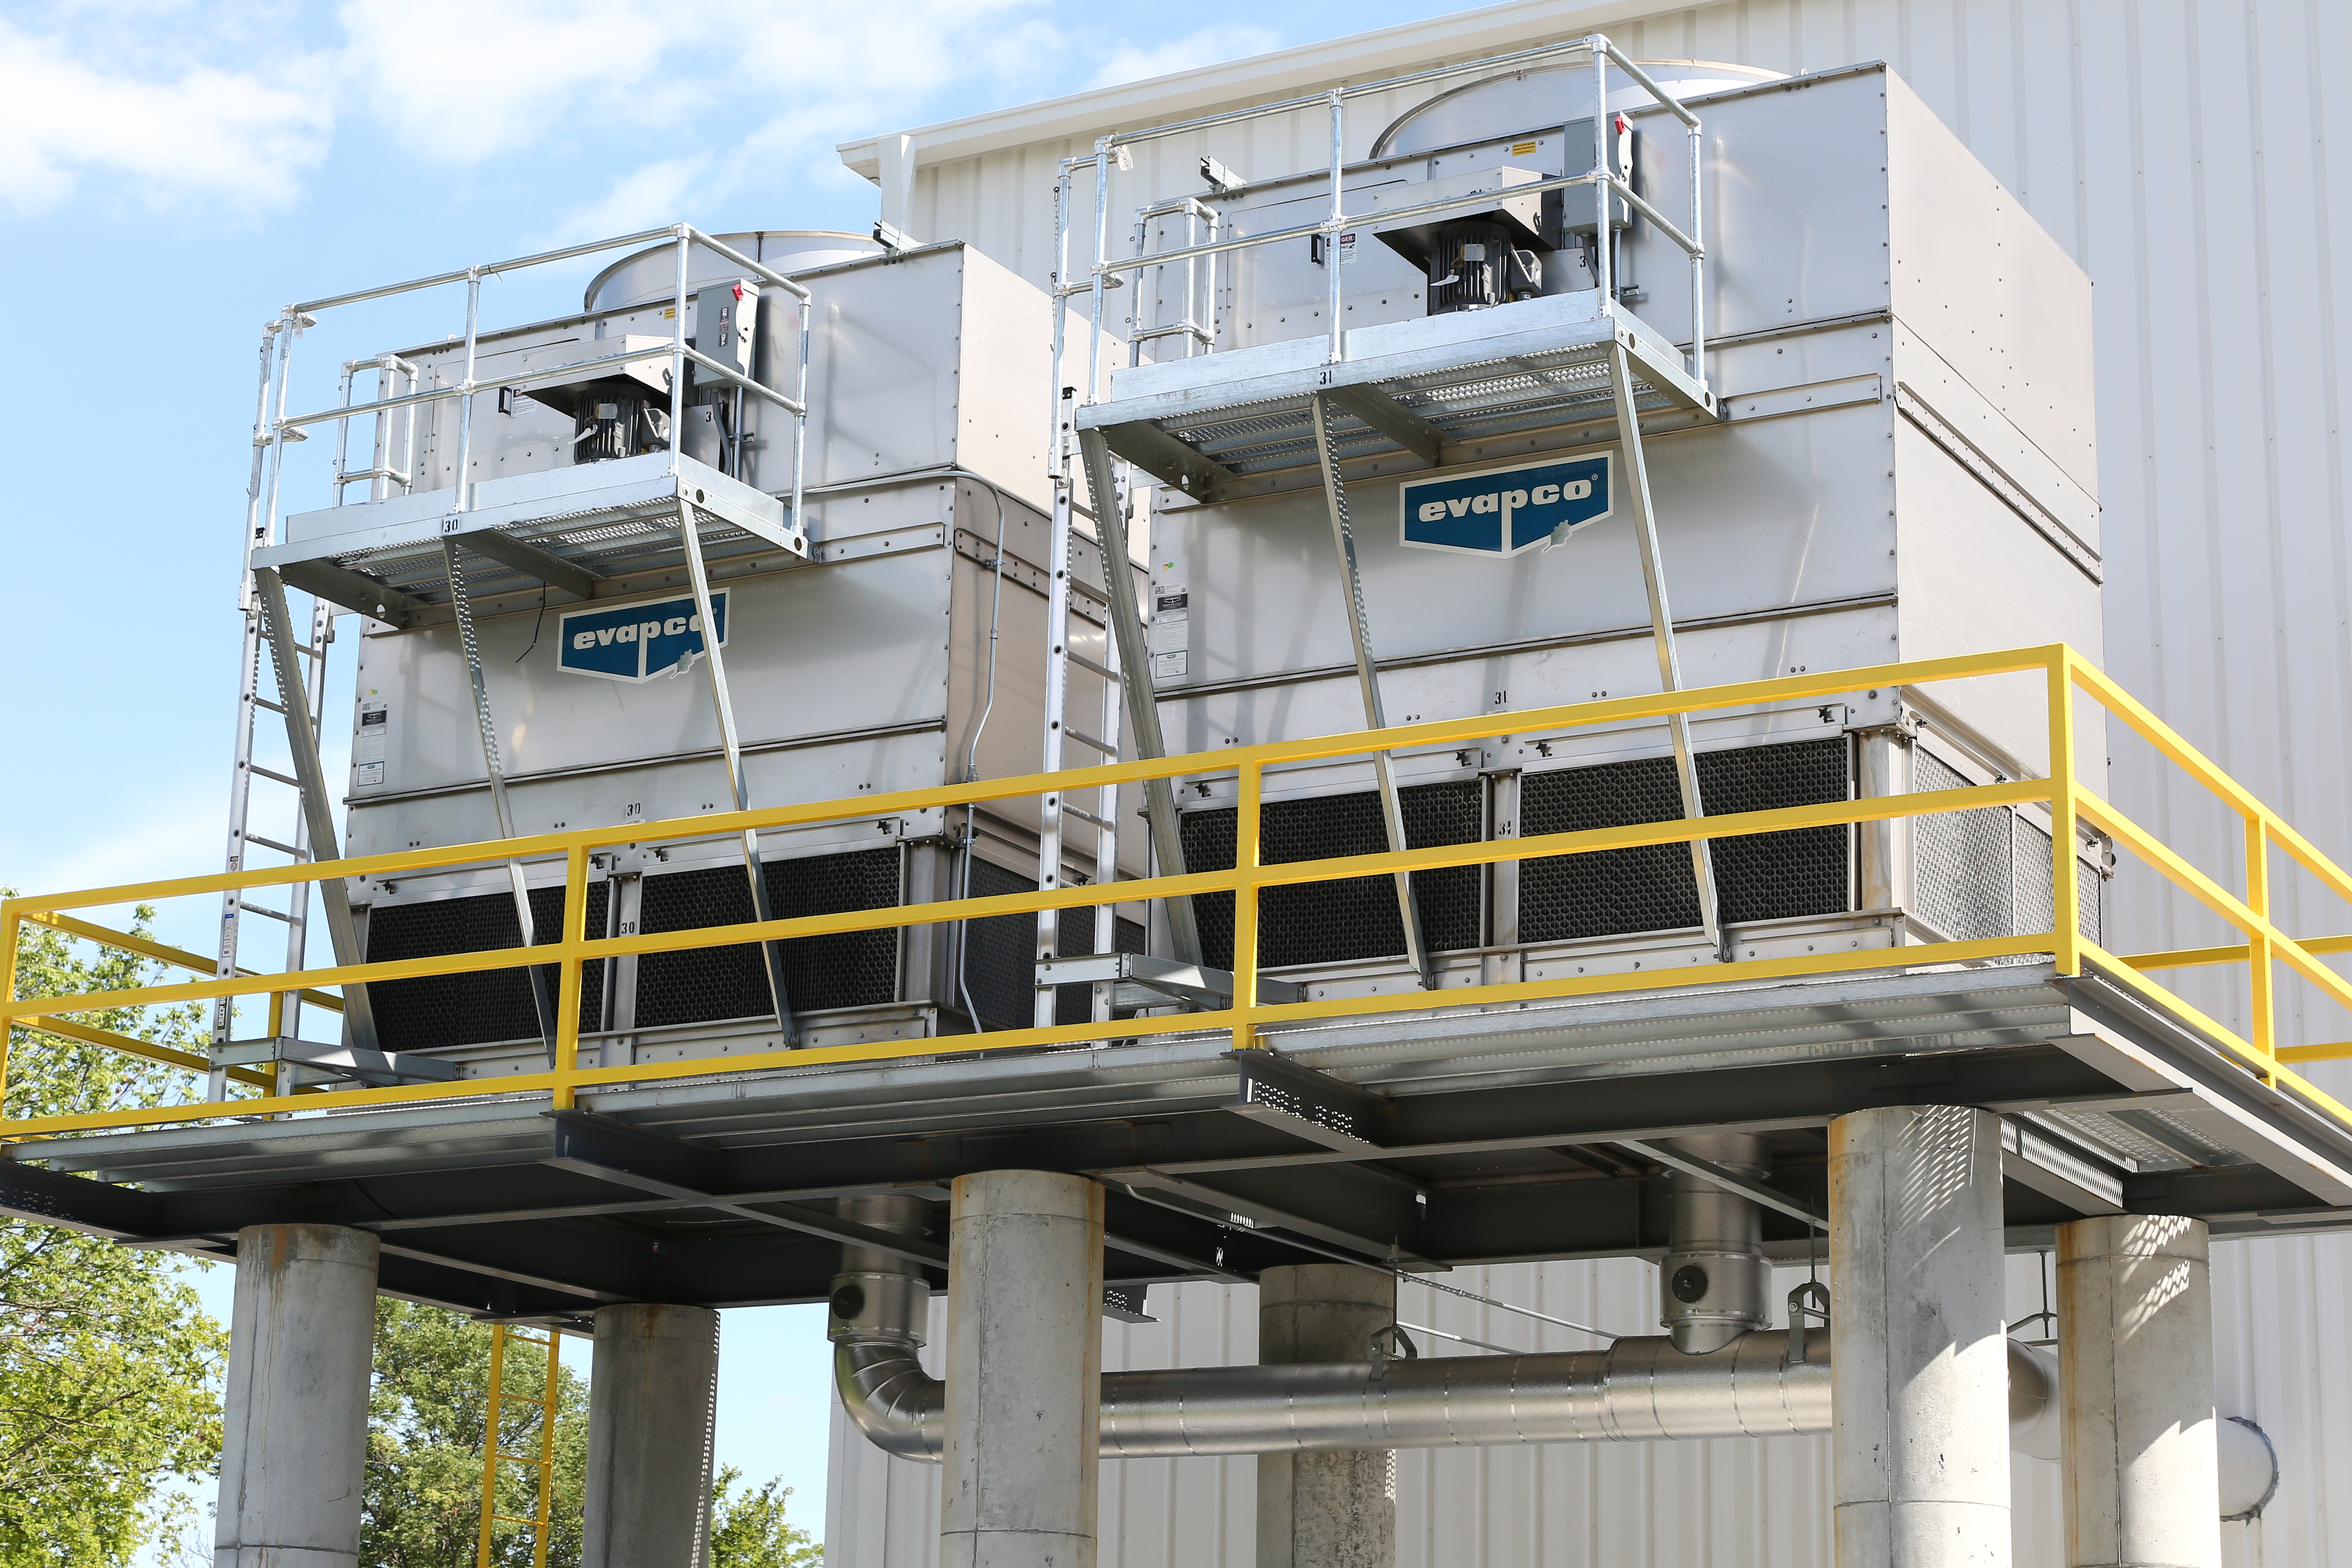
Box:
5, 643, 2350, 1141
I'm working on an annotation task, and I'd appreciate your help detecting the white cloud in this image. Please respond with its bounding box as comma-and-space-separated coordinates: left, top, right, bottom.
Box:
556, 155, 714, 242
1089, 23, 1281, 90
0, 15, 335, 213
336, 0, 704, 164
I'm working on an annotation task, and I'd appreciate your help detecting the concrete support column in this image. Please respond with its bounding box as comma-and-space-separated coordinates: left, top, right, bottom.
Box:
2057, 1215, 2221, 1568
216, 1224, 380, 1568
1257, 1263, 1398, 1568
583, 1304, 720, 1568
1829, 1104, 2011, 1566
941, 1170, 1104, 1568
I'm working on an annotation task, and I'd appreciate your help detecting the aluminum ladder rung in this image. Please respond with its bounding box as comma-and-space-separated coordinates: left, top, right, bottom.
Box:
243, 834, 307, 860
1066, 650, 1120, 681
237, 902, 294, 924
1061, 803, 1117, 832
246, 763, 301, 789
1063, 727, 1119, 756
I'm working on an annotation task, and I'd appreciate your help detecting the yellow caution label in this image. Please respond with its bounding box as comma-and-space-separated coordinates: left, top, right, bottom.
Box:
663, 306, 676, 318
1510, 140, 1539, 156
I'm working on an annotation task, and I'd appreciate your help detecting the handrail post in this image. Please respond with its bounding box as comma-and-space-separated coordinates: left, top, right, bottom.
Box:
2048, 649, 2082, 976
453, 271, 482, 511
670, 229, 690, 480
1232, 760, 1263, 1051
1326, 90, 1346, 364
555, 844, 590, 1109
2246, 816, 2275, 1080
0, 905, 21, 1114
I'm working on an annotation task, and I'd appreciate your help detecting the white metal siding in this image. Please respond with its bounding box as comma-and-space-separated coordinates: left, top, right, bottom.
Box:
828, 1, 2352, 1562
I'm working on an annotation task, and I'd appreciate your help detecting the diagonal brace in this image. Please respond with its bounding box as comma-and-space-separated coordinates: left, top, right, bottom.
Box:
1308, 393, 1434, 987
1076, 428, 1202, 965
439, 541, 561, 1059
677, 501, 799, 1041
251, 567, 382, 1053
1604, 339, 1729, 960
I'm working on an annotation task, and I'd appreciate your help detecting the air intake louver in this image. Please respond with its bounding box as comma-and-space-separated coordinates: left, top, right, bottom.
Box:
366, 882, 606, 1053
633, 849, 904, 1029
1182, 780, 1484, 971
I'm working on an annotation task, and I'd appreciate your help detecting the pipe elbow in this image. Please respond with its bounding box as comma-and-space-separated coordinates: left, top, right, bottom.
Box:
835, 1339, 944, 1462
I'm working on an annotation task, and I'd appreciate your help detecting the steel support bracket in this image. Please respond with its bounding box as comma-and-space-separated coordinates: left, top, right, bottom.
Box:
540, 1111, 945, 1268
1223, 1047, 1396, 1152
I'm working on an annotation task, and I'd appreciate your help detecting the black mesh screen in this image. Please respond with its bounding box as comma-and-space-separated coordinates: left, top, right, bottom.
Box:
366, 882, 608, 1053
1182, 780, 1485, 972
632, 849, 902, 1029
1518, 738, 1852, 943
955, 858, 1144, 1031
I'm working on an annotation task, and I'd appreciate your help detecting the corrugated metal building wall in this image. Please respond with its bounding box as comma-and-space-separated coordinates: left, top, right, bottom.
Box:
826, 1, 2352, 1561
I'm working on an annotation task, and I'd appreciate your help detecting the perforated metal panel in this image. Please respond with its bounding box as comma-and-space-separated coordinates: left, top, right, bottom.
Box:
1913, 749, 2015, 942
955, 858, 1145, 1030
366, 882, 606, 1052
1518, 739, 1852, 943
632, 849, 902, 1029
1182, 780, 1484, 972
1916, 750, 2101, 946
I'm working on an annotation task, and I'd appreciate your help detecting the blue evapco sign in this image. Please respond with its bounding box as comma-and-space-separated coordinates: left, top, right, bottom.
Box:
558, 591, 728, 683
1399, 454, 1613, 557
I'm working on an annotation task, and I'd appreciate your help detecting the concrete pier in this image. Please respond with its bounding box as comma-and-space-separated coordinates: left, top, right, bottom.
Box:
940, 1170, 1104, 1568
215, 1224, 380, 1568
2058, 1214, 2222, 1568
582, 1304, 721, 1568
1829, 1105, 2012, 1566
1256, 1263, 1398, 1568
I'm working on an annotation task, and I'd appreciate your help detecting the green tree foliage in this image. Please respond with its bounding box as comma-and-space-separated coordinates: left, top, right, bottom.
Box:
0, 905, 227, 1565
710, 1466, 823, 1568
364, 1306, 820, 1567
365, 1303, 588, 1568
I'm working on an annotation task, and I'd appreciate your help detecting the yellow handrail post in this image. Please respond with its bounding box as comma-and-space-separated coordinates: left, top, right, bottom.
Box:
554, 845, 590, 1110
2246, 816, 2277, 1083
2049, 648, 2082, 975
1231, 760, 1263, 1052
476, 1320, 509, 1568
0, 905, 21, 1110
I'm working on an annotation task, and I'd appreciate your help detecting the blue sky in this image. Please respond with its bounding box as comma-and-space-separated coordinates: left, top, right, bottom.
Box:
0, 0, 1472, 1553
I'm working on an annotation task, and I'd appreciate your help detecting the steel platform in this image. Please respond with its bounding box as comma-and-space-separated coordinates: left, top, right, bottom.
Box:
1076, 292, 1714, 502
9, 957, 2349, 1324
252, 452, 809, 625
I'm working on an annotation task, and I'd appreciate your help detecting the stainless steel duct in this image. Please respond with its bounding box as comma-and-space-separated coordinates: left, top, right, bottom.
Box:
1656, 1134, 1773, 1353
827, 1217, 2280, 1520
837, 1329, 1827, 1462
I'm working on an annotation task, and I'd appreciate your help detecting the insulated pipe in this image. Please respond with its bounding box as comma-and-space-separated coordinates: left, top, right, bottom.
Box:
840, 1324, 2141, 1466
838, 1328, 1828, 1461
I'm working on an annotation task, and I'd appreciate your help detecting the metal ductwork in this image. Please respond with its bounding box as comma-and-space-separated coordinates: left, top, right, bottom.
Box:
827, 1204, 2281, 1520
1656, 1134, 1774, 1354
838, 1328, 1826, 1462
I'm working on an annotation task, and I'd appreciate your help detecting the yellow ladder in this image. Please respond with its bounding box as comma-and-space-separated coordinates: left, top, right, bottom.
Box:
476, 1323, 561, 1568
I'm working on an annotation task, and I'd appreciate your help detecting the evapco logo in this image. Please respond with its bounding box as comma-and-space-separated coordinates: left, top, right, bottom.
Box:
558, 591, 728, 683
1399, 453, 1613, 557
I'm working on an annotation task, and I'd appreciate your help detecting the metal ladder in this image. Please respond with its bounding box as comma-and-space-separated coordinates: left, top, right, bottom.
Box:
1034, 151, 1206, 1030
211, 318, 387, 1098
476, 1322, 563, 1568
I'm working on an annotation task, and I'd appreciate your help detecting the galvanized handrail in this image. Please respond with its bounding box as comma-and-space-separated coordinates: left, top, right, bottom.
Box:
9, 643, 2352, 1141
1054, 32, 1708, 381
251, 222, 818, 546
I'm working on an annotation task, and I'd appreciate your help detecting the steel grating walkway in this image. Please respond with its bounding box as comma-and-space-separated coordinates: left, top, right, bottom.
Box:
1079, 291, 1712, 499
251, 451, 809, 622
